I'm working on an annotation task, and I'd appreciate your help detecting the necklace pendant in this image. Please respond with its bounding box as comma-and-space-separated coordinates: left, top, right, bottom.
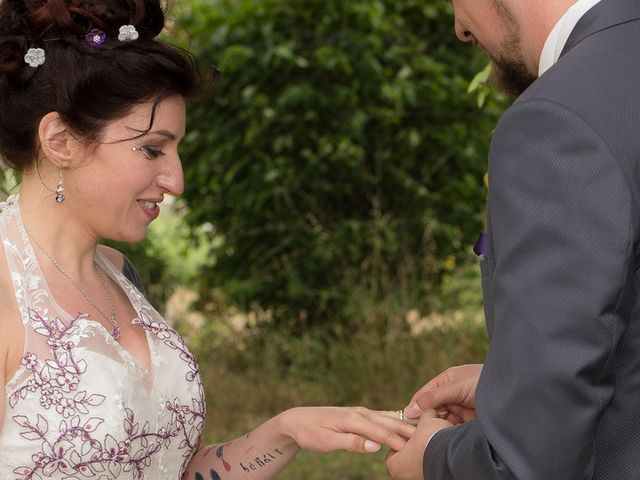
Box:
55, 192, 65, 203
111, 325, 121, 340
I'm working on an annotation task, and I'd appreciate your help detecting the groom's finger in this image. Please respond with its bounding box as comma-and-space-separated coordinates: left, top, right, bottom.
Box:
405, 382, 467, 418
408, 370, 451, 405
421, 408, 439, 418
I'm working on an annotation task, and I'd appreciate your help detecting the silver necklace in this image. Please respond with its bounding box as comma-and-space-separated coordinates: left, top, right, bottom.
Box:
26, 229, 121, 340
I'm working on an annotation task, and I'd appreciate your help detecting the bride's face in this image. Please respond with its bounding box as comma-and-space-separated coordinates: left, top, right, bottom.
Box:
64, 95, 187, 243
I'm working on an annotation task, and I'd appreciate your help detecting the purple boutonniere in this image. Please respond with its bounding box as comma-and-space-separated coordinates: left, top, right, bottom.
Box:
473, 232, 488, 257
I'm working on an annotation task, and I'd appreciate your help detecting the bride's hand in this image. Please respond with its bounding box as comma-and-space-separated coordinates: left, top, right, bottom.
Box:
277, 406, 416, 454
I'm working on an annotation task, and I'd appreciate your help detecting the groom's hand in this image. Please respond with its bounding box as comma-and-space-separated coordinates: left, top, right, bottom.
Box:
385, 410, 452, 480
404, 364, 482, 425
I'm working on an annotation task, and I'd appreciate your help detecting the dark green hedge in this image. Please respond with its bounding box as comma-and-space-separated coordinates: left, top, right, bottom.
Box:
176, 0, 504, 331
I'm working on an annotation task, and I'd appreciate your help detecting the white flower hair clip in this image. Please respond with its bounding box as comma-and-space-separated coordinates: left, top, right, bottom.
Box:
118, 25, 139, 42
24, 47, 45, 68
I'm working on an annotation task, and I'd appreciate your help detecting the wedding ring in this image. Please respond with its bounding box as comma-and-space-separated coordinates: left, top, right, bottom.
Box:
398, 409, 405, 421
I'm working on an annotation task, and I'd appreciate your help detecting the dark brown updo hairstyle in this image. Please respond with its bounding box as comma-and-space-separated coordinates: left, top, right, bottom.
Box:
0, 0, 202, 171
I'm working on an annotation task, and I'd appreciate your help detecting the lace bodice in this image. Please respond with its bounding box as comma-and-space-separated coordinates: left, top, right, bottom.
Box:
0, 195, 206, 479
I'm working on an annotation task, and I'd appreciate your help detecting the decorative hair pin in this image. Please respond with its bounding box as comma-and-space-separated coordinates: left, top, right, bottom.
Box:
24, 24, 139, 67
85, 28, 107, 46
85, 25, 139, 46
24, 48, 45, 68
118, 25, 139, 42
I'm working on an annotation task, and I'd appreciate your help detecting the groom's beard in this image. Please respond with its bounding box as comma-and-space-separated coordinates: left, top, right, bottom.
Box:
488, 0, 538, 98
491, 54, 537, 99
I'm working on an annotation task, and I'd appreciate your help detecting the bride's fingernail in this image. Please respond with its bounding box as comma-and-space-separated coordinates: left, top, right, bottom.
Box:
364, 440, 381, 452
405, 403, 421, 418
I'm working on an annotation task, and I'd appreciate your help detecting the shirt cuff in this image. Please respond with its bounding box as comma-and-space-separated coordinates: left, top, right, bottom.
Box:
425, 431, 440, 450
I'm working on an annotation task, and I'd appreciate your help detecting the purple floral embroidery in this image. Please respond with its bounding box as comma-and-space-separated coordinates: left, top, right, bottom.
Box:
9, 311, 89, 409
12, 409, 172, 479
9, 308, 205, 480
21, 353, 38, 369
133, 314, 202, 382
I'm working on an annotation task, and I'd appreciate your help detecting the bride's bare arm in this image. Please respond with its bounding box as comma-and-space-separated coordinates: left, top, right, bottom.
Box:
183, 407, 414, 480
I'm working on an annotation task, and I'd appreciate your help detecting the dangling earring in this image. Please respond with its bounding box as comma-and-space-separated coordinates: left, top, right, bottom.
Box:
55, 169, 65, 203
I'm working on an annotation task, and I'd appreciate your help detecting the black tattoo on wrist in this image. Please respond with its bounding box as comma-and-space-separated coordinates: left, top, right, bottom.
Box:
240, 448, 285, 473
195, 469, 221, 480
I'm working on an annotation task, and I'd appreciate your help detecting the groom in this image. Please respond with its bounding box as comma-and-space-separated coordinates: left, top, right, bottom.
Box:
387, 0, 640, 478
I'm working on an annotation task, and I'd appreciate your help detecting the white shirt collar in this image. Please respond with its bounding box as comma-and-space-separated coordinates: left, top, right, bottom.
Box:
538, 0, 603, 76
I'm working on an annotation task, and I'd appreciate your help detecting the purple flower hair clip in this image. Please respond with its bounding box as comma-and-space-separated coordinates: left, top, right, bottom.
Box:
85, 28, 107, 46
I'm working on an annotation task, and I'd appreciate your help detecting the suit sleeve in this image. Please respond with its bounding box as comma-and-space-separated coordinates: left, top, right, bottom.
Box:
423, 99, 634, 479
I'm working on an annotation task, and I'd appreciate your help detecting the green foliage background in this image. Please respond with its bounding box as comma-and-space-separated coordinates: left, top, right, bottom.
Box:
175, 0, 504, 333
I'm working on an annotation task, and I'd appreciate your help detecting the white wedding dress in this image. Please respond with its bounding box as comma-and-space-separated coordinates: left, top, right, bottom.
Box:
0, 195, 205, 479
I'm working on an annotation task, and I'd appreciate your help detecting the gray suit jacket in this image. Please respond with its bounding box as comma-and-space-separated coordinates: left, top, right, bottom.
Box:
424, 1, 640, 478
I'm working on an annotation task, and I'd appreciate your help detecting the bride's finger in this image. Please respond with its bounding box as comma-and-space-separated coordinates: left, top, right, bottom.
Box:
340, 416, 411, 452
341, 409, 417, 444
376, 409, 420, 427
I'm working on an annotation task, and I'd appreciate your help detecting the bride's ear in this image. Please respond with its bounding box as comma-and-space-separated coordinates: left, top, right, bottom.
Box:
38, 112, 75, 169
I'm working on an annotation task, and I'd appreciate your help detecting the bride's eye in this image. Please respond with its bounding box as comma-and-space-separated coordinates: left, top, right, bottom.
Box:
132, 146, 165, 160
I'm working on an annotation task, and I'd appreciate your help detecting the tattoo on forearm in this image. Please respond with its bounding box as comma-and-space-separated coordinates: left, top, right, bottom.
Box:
240, 448, 285, 473
216, 445, 232, 471
195, 443, 231, 480
201, 444, 232, 472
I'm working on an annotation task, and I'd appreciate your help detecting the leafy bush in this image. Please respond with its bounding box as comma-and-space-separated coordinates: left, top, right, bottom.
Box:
175, 0, 504, 333
0, 169, 19, 200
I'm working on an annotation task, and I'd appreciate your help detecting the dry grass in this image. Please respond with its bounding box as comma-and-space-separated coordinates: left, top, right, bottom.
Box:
175, 309, 487, 479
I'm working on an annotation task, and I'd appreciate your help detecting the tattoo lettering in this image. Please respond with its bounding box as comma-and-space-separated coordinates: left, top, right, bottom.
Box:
240, 448, 285, 473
